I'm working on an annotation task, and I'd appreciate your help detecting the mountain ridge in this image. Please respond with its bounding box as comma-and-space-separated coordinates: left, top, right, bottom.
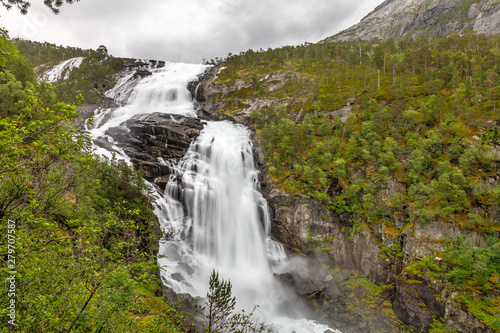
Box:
325, 0, 500, 42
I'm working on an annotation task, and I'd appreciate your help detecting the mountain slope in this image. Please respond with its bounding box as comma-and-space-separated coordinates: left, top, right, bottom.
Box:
325, 0, 500, 42
191, 33, 500, 332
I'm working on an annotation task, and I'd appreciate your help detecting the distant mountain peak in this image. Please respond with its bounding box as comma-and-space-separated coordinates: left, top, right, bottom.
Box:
325, 0, 500, 42
360, 0, 396, 21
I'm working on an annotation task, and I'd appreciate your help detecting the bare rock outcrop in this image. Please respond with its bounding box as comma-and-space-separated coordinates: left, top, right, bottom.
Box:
96, 112, 204, 189
325, 0, 500, 43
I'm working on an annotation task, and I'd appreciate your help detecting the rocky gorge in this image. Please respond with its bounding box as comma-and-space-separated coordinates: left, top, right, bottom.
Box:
70, 33, 499, 333
180, 64, 500, 333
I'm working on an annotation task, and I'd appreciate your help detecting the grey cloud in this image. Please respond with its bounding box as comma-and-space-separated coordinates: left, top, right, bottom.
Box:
0, 0, 382, 63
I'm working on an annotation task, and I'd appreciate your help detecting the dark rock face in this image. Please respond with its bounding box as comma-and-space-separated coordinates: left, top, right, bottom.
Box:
274, 261, 401, 333
98, 112, 204, 188
76, 104, 99, 127
134, 69, 153, 78
267, 193, 393, 284
122, 58, 166, 69
188, 66, 226, 121
393, 276, 445, 330
160, 282, 205, 333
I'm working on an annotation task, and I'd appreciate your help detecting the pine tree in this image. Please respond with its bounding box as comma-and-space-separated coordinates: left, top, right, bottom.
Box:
203, 270, 271, 333
205, 270, 236, 333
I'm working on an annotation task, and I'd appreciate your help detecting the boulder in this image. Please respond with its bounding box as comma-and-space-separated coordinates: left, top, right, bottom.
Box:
103, 112, 204, 187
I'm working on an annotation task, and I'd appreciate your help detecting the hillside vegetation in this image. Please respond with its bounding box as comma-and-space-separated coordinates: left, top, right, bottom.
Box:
0, 30, 189, 332
14, 39, 124, 105
2, 26, 499, 332
209, 33, 500, 331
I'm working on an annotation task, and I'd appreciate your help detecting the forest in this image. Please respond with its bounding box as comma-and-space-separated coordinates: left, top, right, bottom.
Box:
210, 33, 500, 331
0, 30, 190, 332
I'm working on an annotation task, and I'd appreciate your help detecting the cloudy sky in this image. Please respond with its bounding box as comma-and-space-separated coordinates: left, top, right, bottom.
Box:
0, 0, 382, 63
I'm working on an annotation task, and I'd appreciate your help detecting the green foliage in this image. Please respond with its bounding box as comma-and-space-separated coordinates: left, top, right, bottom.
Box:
204, 270, 237, 333
14, 39, 124, 105
0, 32, 186, 332
1, 0, 80, 14
212, 34, 499, 233
456, 294, 500, 331
443, 236, 500, 294
53, 55, 124, 104
429, 318, 457, 333
337, 271, 400, 332
0, 33, 37, 117
401, 235, 499, 295
14, 39, 104, 67
400, 235, 499, 329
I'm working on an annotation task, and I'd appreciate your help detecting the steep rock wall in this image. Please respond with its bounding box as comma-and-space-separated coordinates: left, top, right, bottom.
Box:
325, 0, 500, 42
189, 66, 498, 333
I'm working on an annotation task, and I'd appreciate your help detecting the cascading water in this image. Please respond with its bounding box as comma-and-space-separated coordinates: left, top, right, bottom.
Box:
159, 121, 337, 333
41, 57, 84, 83
88, 61, 339, 333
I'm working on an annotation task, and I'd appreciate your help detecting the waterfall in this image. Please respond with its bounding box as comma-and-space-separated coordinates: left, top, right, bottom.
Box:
88, 61, 338, 333
159, 120, 281, 290
41, 57, 84, 83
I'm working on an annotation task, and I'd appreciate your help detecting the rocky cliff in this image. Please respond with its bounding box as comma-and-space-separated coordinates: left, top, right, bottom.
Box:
97, 112, 204, 188
325, 0, 500, 42
188, 65, 499, 333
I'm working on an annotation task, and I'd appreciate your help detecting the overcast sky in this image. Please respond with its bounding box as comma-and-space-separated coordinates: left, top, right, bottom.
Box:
0, 0, 382, 63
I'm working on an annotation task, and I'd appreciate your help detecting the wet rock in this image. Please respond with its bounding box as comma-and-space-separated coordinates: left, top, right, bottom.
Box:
122, 58, 149, 68
106, 127, 142, 146
94, 137, 120, 153
153, 175, 171, 189
75, 104, 99, 125
160, 283, 204, 333
134, 69, 153, 78
104, 112, 204, 183
393, 275, 444, 329
171, 273, 184, 282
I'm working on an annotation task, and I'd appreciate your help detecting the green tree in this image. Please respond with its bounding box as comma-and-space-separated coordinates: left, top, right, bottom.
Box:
203, 270, 271, 333
205, 270, 236, 333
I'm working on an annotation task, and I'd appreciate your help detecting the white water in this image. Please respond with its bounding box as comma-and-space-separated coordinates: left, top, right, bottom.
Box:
89, 62, 205, 161
159, 121, 336, 333
41, 57, 84, 83
86, 60, 338, 333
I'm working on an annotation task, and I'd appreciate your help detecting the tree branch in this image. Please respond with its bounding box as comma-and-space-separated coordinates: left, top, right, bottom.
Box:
66, 282, 101, 332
